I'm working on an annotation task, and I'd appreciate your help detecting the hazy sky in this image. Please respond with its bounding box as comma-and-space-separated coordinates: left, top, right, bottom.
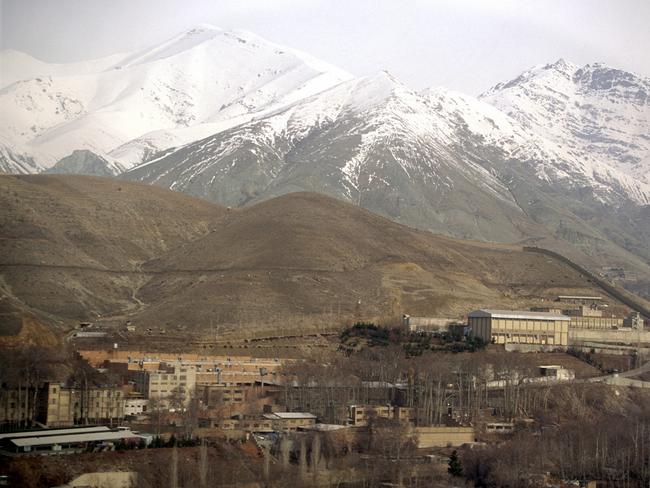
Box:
2, 0, 649, 94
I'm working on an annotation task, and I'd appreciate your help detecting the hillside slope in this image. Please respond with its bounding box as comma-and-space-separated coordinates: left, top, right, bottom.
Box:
0, 176, 629, 340
0, 175, 226, 332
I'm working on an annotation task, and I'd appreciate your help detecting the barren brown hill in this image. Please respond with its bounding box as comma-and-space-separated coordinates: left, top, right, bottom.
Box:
0, 175, 226, 334
0, 176, 628, 341
135, 192, 620, 337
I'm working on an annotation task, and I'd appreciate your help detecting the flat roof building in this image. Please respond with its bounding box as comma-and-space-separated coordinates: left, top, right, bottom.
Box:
262, 412, 317, 431
468, 309, 570, 347
0, 426, 148, 455
556, 295, 602, 305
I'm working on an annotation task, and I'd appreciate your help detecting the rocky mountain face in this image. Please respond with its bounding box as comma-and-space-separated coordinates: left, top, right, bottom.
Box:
481, 59, 650, 191
0, 134, 41, 174
125, 72, 530, 243
45, 150, 125, 177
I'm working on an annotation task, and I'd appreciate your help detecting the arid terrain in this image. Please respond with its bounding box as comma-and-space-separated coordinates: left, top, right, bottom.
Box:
0, 175, 635, 343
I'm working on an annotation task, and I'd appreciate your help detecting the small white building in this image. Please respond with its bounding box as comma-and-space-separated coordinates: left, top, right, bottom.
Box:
539, 365, 575, 381
123, 397, 149, 416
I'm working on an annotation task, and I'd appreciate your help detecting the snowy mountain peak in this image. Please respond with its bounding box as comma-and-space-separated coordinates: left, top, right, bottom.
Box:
0, 26, 352, 170
543, 58, 578, 75
480, 60, 650, 202
186, 23, 221, 32
345, 71, 411, 106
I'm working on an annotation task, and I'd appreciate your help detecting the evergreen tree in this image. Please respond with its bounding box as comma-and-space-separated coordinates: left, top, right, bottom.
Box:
448, 450, 462, 476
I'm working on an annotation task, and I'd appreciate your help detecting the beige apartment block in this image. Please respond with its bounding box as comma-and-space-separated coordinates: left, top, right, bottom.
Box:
38, 383, 124, 427
468, 310, 570, 346
142, 364, 196, 408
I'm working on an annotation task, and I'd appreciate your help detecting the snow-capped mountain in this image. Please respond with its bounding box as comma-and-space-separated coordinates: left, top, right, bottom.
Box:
0, 134, 41, 174
0, 24, 351, 170
125, 63, 650, 210
481, 59, 650, 190
124, 62, 650, 293
2, 26, 649, 294
122, 71, 541, 242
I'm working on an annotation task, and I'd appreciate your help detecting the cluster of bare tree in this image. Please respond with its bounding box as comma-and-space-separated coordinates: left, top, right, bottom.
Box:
147, 386, 202, 438
463, 384, 650, 487
279, 347, 539, 426
0, 345, 65, 428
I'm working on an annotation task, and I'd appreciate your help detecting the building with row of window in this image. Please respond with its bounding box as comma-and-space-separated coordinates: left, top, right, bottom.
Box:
38, 382, 124, 427
1, 383, 125, 428
348, 404, 415, 426
468, 309, 570, 347
129, 363, 197, 408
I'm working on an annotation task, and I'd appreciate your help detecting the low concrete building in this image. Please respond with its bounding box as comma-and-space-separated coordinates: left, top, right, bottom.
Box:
0, 386, 38, 428
485, 422, 515, 434
207, 416, 275, 432
468, 309, 570, 347
564, 306, 624, 329
348, 404, 414, 426
198, 385, 246, 407
263, 412, 317, 431
414, 426, 475, 448
556, 295, 603, 306
349, 405, 393, 426
402, 315, 456, 333
0, 426, 148, 455
130, 363, 197, 408
539, 365, 575, 381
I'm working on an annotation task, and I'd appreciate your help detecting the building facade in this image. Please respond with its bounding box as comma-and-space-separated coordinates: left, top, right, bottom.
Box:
37, 383, 124, 427
468, 310, 570, 346
123, 397, 148, 416
0, 387, 38, 428
130, 363, 197, 408
262, 412, 317, 431
348, 404, 415, 426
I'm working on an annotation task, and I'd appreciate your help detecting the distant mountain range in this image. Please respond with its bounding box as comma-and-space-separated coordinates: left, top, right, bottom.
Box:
1, 25, 649, 299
